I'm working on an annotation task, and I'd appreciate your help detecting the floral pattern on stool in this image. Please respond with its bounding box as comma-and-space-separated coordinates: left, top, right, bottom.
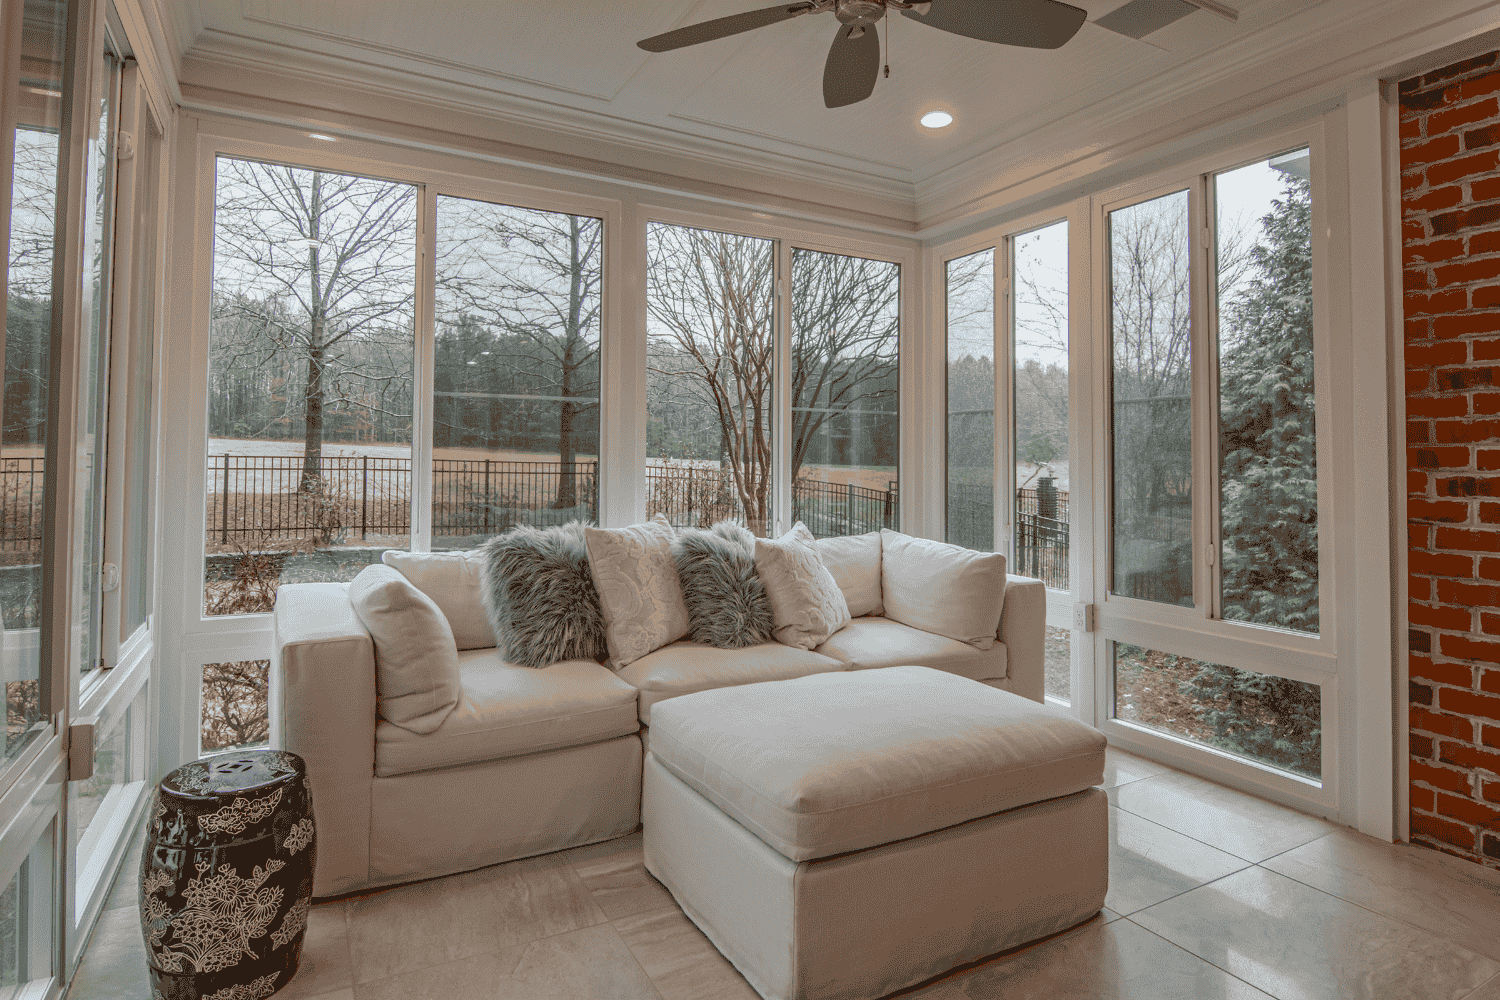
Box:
140, 750, 316, 1000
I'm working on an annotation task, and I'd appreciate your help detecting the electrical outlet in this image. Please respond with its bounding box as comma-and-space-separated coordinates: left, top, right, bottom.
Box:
1073, 602, 1094, 633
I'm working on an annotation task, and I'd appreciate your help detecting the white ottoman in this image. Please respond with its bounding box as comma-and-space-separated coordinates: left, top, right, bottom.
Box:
643, 665, 1108, 1000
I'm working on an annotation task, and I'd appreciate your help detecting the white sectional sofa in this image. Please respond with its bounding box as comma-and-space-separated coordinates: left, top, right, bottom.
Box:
271, 529, 1047, 898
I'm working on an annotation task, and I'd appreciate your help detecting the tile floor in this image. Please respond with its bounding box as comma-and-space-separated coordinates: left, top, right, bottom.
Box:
70, 746, 1500, 1000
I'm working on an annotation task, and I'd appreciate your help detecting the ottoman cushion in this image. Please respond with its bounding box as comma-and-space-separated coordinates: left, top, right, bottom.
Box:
648, 665, 1106, 861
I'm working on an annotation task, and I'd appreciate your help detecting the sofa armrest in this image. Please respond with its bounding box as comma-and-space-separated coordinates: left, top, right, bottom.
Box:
272, 582, 376, 896
999, 574, 1046, 703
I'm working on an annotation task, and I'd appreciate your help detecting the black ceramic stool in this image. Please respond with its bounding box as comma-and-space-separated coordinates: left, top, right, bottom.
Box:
139, 750, 317, 1000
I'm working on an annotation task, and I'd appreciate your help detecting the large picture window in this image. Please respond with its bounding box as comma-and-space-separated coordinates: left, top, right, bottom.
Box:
203, 156, 417, 615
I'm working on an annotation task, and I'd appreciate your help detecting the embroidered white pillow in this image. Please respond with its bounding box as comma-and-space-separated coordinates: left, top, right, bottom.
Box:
347, 564, 461, 735
381, 548, 493, 650
584, 514, 690, 668
814, 530, 883, 618
754, 522, 852, 650
880, 529, 1007, 649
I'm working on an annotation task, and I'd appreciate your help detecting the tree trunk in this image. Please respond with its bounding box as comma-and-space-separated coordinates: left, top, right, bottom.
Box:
554, 216, 585, 509
301, 173, 325, 492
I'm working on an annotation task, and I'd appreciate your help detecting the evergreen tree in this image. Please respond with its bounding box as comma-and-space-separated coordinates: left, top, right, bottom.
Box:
1181, 173, 1321, 778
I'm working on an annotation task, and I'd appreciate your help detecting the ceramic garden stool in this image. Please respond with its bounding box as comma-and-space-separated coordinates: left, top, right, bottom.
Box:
139, 750, 317, 1000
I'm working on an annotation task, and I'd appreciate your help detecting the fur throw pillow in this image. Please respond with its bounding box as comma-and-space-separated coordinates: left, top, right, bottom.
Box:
480, 521, 609, 668
671, 521, 775, 649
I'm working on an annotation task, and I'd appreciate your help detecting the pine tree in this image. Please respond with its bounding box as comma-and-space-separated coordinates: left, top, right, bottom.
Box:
1181, 174, 1321, 778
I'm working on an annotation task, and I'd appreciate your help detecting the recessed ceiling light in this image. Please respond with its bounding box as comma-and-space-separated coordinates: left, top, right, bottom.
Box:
309, 133, 336, 141
920, 110, 954, 129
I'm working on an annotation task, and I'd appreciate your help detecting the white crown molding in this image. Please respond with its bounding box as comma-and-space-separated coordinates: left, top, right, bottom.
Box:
177, 29, 917, 212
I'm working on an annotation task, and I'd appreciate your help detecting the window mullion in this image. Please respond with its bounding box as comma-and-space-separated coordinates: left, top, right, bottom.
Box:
412, 184, 436, 552
1189, 178, 1216, 619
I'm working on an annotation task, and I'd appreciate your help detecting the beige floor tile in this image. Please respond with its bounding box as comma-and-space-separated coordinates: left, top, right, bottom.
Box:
1132, 866, 1500, 1000
345, 851, 606, 985
66, 905, 152, 1000
1100, 907, 1124, 924
613, 905, 759, 1000
352, 923, 661, 1000
1108, 770, 1334, 862
1466, 970, 1500, 999
297, 991, 352, 1000
275, 902, 353, 1000
1262, 828, 1500, 962
1100, 747, 1172, 789
563, 832, 678, 919
1105, 806, 1249, 916
900, 914, 1273, 999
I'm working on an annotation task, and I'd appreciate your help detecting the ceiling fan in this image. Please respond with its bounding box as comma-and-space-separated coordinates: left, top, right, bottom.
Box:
637, 0, 1089, 109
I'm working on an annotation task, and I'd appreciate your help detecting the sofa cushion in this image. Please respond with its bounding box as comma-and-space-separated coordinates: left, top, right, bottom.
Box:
754, 522, 851, 650
616, 640, 844, 724
480, 522, 608, 667
348, 564, 461, 735
672, 522, 775, 649
814, 616, 1007, 682
381, 548, 493, 650
814, 531, 883, 618
648, 665, 1106, 861
374, 650, 639, 777
585, 515, 691, 668
880, 529, 1007, 650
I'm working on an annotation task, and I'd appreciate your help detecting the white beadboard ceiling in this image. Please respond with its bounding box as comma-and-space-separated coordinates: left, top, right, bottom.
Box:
158, 0, 1500, 232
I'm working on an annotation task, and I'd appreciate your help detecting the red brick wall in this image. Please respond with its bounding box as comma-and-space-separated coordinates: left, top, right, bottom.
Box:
1402, 52, 1500, 872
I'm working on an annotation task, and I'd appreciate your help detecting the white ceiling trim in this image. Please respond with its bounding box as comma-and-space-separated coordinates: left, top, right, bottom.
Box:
178, 26, 918, 208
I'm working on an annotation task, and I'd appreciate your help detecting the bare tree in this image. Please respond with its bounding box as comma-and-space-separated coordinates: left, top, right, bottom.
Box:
647, 224, 775, 535
434, 201, 602, 506
789, 248, 899, 480
211, 159, 416, 489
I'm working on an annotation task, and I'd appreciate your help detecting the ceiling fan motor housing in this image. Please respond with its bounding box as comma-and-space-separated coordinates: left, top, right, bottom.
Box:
835, 0, 887, 30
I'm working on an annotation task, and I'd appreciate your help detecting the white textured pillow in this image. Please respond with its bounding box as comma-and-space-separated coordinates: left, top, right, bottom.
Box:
584, 514, 690, 668
381, 548, 494, 650
880, 529, 1006, 649
814, 531, 883, 618
755, 522, 852, 650
348, 564, 461, 735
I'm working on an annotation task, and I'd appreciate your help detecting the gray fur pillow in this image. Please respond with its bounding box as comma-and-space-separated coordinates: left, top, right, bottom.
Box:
671, 521, 775, 649
480, 521, 608, 668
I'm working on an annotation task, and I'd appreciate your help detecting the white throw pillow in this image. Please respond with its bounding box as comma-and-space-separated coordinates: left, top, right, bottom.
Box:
755, 522, 852, 650
880, 529, 1007, 649
814, 531, 883, 618
348, 564, 462, 735
584, 514, 690, 668
381, 548, 494, 650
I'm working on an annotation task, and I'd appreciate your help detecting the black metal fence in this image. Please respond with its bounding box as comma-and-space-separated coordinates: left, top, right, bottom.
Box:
0, 458, 43, 561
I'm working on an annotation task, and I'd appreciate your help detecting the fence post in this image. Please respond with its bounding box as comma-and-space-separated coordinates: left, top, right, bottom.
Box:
884, 486, 894, 530
484, 460, 492, 534
846, 481, 854, 535
361, 456, 369, 540
220, 453, 230, 544
591, 461, 599, 522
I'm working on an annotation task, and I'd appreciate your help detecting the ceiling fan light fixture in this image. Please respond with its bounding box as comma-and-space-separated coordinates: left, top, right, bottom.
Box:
920, 109, 954, 129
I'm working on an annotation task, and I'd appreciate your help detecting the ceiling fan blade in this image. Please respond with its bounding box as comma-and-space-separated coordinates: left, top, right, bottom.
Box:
823, 23, 881, 108
638, 3, 813, 53
902, 0, 1087, 49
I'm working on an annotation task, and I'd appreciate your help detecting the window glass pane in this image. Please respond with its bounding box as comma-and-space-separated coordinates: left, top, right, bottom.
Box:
1216, 149, 1318, 633
3, 0, 67, 762
1110, 190, 1192, 606
0, 829, 55, 993
790, 248, 899, 538
431, 197, 602, 545
201, 659, 270, 753
123, 124, 161, 638
1114, 642, 1321, 779
71, 699, 147, 921
945, 248, 994, 551
1044, 624, 1070, 703
1012, 221, 1069, 591
646, 223, 775, 536
205, 158, 416, 615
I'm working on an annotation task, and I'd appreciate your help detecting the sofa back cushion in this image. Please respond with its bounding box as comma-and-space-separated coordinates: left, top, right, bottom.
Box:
381, 549, 493, 650
672, 521, 775, 649
880, 529, 1007, 650
480, 522, 609, 667
814, 531, 883, 618
585, 514, 691, 668
755, 522, 851, 650
348, 564, 462, 734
